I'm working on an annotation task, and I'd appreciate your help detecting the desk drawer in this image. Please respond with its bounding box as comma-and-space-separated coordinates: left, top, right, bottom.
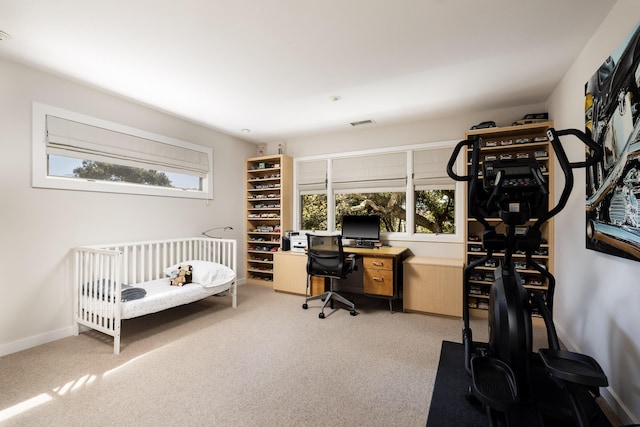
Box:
363, 257, 393, 271
363, 269, 393, 296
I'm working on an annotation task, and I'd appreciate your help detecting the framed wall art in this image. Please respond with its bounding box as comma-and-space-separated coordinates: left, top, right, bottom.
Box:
585, 23, 640, 261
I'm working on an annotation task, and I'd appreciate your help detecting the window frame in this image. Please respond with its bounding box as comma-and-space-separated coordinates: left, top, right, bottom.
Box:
294, 141, 465, 243
32, 102, 214, 200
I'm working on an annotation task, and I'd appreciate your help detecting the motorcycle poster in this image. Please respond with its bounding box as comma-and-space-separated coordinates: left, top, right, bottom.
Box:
586, 22, 640, 261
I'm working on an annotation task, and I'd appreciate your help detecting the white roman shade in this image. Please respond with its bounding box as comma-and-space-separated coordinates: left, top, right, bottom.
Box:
332, 152, 407, 190
46, 115, 210, 178
413, 147, 455, 190
297, 159, 327, 192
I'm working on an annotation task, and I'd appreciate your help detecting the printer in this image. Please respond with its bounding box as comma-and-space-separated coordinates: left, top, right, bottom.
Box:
290, 232, 307, 252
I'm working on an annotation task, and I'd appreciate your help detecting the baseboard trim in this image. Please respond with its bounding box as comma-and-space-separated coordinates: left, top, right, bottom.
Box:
0, 326, 75, 357
555, 323, 639, 425
2, 281, 248, 358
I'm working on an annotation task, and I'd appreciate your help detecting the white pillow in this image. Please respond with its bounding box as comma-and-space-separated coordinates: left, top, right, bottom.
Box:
163, 260, 235, 288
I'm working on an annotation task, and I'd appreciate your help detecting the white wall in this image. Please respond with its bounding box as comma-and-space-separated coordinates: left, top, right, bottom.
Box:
273, 103, 546, 159
274, 102, 546, 259
0, 57, 256, 356
546, 1, 640, 423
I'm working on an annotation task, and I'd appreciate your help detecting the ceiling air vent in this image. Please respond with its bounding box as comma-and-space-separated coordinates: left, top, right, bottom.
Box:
350, 119, 375, 127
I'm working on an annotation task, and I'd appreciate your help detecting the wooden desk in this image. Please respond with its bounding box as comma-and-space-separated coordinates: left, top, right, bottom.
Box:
403, 256, 463, 317
342, 246, 408, 298
273, 251, 324, 295
273, 247, 409, 311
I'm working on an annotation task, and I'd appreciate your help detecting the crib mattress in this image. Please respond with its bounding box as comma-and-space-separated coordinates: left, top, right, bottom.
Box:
121, 277, 234, 319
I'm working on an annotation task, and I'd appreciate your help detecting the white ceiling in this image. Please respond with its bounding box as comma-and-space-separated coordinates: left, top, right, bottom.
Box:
0, 0, 617, 143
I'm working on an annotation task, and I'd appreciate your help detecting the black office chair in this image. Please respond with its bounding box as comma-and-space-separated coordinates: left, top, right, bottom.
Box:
302, 233, 358, 318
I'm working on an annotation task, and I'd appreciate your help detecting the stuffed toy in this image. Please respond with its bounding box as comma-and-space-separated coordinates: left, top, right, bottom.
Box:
170, 265, 193, 286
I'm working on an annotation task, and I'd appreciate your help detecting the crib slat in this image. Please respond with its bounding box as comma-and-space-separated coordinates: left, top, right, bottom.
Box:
150, 243, 155, 281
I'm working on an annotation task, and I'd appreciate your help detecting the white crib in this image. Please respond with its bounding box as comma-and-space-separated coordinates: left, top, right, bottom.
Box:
73, 237, 237, 354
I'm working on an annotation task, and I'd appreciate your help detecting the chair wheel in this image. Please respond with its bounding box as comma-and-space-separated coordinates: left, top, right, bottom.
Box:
302, 303, 308, 310
350, 310, 357, 316
319, 312, 325, 319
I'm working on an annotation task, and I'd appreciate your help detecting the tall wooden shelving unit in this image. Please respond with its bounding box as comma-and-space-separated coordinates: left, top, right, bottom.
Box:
463, 122, 555, 321
245, 154, 292, 286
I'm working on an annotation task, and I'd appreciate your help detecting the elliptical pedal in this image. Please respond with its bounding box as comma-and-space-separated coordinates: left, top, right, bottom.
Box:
471, 356, 519, 412
539, 349, 608, 389
471, 356, 546, 427
539, 349, 610, 427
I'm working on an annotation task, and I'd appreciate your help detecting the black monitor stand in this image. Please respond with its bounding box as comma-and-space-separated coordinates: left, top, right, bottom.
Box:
349, 239, 378, 248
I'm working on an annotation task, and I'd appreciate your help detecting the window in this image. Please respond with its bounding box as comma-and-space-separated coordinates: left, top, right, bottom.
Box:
413, 147, 456, 234
332, 152, 408, 232
298, 159, 328, 230
301, 194, 328, 230
48, 155, 202, 190
32, 103, 213, 199
295, 142, 461, 241
415, 189, 455, 234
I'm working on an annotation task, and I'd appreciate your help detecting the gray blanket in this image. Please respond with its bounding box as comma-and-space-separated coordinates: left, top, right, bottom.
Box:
121, 284, 147, 302
84, 280, 147, 302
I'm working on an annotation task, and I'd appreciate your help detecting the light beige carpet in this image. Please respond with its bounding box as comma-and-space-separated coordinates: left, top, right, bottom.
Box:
0, 284, 549, 426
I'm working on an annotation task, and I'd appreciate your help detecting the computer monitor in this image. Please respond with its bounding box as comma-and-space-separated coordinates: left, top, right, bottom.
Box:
340, 215, 380, 245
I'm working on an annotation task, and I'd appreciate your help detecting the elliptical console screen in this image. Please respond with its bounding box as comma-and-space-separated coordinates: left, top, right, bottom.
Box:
483, 158, 545, 191
481, 157, 549, 220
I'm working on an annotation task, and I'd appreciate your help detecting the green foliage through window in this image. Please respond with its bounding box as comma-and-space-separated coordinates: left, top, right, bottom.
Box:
300, 190, 455, 235
415, 189, 455, 234
300, 194, 328, 230
336, 192, 406, 232
73, 160, 172, 186
48, 155, 202, 190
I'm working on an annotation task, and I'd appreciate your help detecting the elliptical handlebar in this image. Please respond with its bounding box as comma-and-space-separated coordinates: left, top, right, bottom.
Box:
449, 135, 496, 229
551, 128, 603, 169
445, 128, 603, 230
446, 137, 477, 182
536, 128, 604, 227
446, 128, 602, 184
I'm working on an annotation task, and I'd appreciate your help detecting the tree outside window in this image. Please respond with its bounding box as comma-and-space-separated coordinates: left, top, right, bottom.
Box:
300, 189, 455, 235
335, 192, 406, 232
49, 156, 201, 190
415, 189, 455, 234
296, 145, 458, 237
300, 194, 327, 230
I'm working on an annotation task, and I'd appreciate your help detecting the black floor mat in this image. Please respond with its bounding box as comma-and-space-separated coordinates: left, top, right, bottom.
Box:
426, 340, 486, 427
425, 341, 612, 427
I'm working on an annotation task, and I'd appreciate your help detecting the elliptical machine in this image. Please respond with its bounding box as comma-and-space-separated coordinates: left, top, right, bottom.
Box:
447, 128, 613, 427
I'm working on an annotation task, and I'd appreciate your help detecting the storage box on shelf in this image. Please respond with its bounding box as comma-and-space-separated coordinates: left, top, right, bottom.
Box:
246, 155, 292, 286
464, 122, 555, 321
